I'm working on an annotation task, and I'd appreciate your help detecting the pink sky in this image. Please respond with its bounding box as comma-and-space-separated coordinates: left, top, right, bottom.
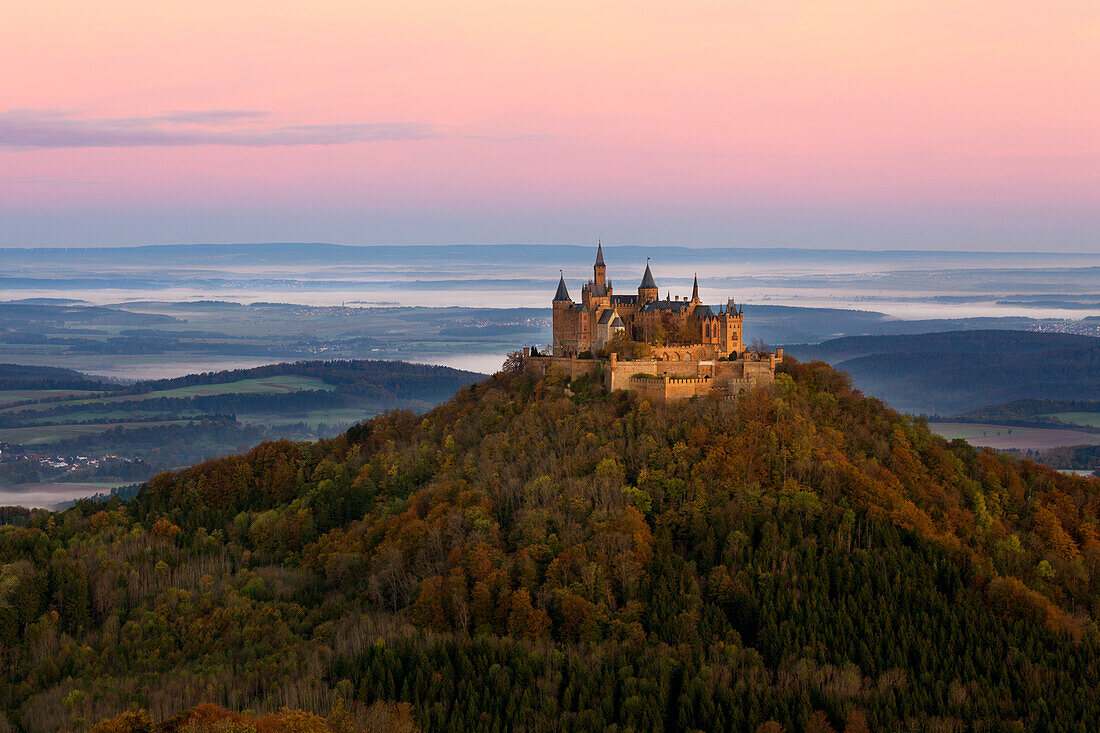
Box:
2, 1, 1099, 249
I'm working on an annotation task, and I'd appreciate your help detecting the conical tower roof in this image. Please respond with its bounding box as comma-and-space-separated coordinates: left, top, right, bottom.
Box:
639, 261, 657, 290
595, 241, 605, 267
553, 273, 571, 301
692, 274, 699, 301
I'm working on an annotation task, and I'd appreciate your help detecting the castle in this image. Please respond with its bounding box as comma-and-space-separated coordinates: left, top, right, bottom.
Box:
525, 244, 780, 403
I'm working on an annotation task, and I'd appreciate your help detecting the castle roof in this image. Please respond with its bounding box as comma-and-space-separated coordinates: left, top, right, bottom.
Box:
596, 308, 619, 325
639, 262, 657, 290
611, 315, 624, 328
611, 294, 637, 305
553, 275, 571, 301
640, 299, 688, 313
693, 305, 714, 318
595, 241, 605, 266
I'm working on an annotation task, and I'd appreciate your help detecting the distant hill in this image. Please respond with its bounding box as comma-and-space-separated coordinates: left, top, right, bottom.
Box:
784, 330, 1100, 415
5, 359, 1100, 730
0, 362, 112, 391
0, 359, 483, 489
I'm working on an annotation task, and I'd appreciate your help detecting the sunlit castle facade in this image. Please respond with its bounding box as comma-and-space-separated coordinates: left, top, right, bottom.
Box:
551, 243, 744, 358
527, 244, 780, 404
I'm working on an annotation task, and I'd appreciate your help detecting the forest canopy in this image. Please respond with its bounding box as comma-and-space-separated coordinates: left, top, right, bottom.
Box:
2, 359, 1100, 731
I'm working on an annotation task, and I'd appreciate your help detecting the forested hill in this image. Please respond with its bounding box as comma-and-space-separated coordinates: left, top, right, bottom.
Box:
4, 360, 1100, 731
117, 359, 486, 405
0, 363, 112, 391
784, 330, 1100, 414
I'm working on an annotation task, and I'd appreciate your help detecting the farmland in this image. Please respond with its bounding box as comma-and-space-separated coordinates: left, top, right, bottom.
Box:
0, 389, 103, 407
0, 420, 192, 445
0, 374, 333, 415
0, 359, 481, 502
1046, 412, 1100, 428
929, 422, 1100, 451
0, 481, 135, 510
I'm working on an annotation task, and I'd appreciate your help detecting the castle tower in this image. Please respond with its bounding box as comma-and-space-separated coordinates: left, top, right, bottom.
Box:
638, 259, 658, 304
691, 274, 700, 303
720, 297, 744, 356
552, 272, 573, 357
594, 241, 606, 287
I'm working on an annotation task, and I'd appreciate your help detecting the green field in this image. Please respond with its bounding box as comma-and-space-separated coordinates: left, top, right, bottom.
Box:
0, 389, 103, 407
0, 375, 333, 414
1046, 412, 1100, 428
0, 375, 338, 446
238, 407, 373, 429
0, 420, 191, 445
113, 375, 334, 400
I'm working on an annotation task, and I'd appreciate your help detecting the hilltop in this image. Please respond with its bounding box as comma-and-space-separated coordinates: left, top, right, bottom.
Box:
2, 359, 1100, 731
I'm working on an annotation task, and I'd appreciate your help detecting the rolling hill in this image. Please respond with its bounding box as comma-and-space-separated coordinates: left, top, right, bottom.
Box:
784, 330, 1100, 415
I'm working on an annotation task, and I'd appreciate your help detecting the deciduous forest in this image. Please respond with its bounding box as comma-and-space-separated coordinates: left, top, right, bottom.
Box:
2, 359, 1099, 731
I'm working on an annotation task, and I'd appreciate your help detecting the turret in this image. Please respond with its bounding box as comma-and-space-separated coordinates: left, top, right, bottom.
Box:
554, 272, 571, 303
593, 241, 606, 287
552, 271, 574, 357
638, 259, 658, 304
691, 274, 700, 303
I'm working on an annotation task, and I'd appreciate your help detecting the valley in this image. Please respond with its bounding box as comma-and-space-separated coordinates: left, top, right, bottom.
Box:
0, 360, 480, 507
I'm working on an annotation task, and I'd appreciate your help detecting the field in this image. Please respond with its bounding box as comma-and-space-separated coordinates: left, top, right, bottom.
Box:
238, 407, 373, 429
0, 374, 333, 415
929, 422, 1100, 451
0, 360, 481, 506
1046, 412, 1100, 428
0, 482, 131, 509
0, 420, 191, 445
0, 389, 103, 407
113, 375, 334, 400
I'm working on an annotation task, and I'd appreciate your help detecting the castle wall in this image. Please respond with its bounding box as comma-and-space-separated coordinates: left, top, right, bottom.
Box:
647, 344, 719, 362
524, 355, 602, 381
524, 349, 781, 405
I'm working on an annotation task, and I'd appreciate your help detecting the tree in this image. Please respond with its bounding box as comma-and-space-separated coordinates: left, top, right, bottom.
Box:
501, 351, 526, 374
604, 331, 652, 360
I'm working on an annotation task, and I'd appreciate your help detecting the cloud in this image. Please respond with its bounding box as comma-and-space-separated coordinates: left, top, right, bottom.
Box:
0, 109, 455, 149
150, 109, 273, 126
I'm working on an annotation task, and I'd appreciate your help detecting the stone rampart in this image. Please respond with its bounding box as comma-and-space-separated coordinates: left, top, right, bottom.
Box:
523, 348, 782, 404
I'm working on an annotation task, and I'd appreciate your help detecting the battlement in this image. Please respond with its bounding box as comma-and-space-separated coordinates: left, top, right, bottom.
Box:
523, 348, 781, 404
631, 374, 711, 385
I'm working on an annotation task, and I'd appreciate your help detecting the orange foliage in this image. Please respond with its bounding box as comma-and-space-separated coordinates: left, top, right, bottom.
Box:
93, 703, 418, 733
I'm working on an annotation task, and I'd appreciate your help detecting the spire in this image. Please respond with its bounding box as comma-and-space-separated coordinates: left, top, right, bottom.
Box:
639, 259, 657, 290
553, 271, 571, 301
593, 240, 607, 288
692, 273, 699, 301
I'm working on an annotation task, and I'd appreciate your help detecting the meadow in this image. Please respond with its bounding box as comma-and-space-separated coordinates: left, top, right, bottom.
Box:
1047, 412, 1100, 428
0, 374, 337, 448
0, 389, 103, 407
929, 422, 1100, 451
0, 420, 192, 445
0, 360, 482, 505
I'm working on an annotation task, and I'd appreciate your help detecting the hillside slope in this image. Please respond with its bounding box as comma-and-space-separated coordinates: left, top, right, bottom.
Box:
784, 330, 1100, 414
3, 360, 1100, 731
